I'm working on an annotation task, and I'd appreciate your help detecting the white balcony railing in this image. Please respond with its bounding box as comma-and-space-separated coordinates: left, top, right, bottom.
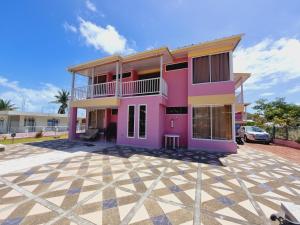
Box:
73, 78, 168, 100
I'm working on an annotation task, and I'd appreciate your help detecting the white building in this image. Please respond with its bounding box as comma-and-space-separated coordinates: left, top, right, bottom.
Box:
0, 111, 85, 134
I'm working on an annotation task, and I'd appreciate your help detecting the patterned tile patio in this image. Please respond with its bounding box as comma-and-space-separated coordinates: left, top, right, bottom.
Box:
0, 140, 299, 225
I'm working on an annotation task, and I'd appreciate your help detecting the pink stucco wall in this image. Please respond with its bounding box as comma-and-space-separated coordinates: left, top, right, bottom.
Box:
68, 107, 77, 140
117, 95, 166, 149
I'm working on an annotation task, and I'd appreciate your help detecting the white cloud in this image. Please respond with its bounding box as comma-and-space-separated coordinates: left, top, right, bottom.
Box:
287, 85, 300, 94
78, 17, 135, 55
85, 0, 97, 12
0, 76, 62, 113
261, 92, 274, 96
234, 37, 300, 90
63, 22, 77, 33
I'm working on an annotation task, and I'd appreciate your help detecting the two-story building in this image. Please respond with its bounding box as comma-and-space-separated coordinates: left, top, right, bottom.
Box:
67, 34, 249, 153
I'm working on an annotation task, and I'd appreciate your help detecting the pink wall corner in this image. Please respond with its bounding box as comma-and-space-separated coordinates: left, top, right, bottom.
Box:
68, 107, 77, 140
187, 57, 235, 96
117, 96, 165, 149
164, 67, 188, 106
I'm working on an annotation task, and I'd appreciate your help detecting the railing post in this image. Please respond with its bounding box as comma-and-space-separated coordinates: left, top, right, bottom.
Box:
115, 61, 119, 97
160, 55, 163, 95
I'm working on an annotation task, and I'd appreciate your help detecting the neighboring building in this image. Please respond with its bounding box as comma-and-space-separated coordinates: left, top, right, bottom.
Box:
0, 111, 85, 134
67, 34, 249, 153
234, 73, 251, 125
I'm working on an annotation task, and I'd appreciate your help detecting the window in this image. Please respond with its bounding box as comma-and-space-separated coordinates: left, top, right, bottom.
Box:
127, 105, 135, 137
112, 72, 131, 80
47, 119, 59, 127
193, 56, 210, 83
138, 72, 160, 80
0, 119, 4, 128
166, 62, 188, 71
192, 107, 211, 139
211, 53, 230, 82
166, 107, 188, 114
24, 118, 35, 127
93, 75, 107, 84
138, 105, 146, 138
192, 105, 232, 140
111, 109, 118, 115
193, 52, 230, 84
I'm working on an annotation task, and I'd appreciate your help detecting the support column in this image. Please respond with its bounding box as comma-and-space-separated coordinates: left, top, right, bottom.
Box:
160, 55, 163, 95
120, 63, 123, 96
115, 61, 119, 97
241, 83, 244, 104
70, 72, 76, 101
92, 67, 95, 98
68, 107, 77, 140
232, 104, 236, 142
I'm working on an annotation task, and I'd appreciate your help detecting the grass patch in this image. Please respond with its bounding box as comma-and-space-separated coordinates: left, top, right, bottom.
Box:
0, 134, 68, 145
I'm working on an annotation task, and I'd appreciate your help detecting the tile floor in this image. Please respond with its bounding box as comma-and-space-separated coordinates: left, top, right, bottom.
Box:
0, 141, 299, 225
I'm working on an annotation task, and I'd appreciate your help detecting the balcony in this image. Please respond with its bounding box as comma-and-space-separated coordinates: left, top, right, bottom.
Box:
73, 78, 168, 101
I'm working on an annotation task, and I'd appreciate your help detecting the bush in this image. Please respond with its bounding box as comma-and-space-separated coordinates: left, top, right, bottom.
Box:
35, 131, 43, 138
296, 137, 300, 144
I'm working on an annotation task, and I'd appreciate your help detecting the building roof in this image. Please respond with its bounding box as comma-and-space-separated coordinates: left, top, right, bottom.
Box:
0, 111, 84, 118
68, 34, 244, 75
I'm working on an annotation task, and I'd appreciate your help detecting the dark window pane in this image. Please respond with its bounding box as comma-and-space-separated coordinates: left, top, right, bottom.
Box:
111, 109, 118, 115
112, 72, 131, 80
193, 56, 210, 83
138, 72, 160, 80
211, 53, 230, 82
166, 62, 188, 71
128, 106, 135, 137
192, 107, 211, 139
212, 105, 232, 140
139, 105, 146, 138
166, 107, 188, 114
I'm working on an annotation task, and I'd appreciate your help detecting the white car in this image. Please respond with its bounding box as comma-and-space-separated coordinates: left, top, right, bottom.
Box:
239, 126, 271, 144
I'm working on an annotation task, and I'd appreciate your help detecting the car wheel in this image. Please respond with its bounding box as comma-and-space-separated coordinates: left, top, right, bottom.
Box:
265, 141, 270, 145
244, 135, 249, 143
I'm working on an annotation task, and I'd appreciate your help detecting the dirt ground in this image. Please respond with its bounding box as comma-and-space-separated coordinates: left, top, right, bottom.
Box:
245, 142, 300, 163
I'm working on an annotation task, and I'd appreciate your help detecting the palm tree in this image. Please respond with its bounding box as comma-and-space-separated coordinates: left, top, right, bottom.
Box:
52, 89, 70, 114
0, 99, 17, 111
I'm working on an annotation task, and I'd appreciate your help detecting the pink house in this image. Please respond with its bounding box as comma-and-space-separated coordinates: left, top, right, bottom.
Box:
68, 34, 249, 153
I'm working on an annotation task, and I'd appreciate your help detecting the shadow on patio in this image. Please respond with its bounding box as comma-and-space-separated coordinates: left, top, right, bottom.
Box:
24, 139, 229, 166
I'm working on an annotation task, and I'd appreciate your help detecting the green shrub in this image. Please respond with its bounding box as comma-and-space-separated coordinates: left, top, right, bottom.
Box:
35, 131, 43, 138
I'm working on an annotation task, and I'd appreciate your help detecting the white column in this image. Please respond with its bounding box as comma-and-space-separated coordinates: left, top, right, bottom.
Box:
241, 82, 244, 104
120, 63, 123, 96
160, 55, 163, 95
232, 104, 236, 142
70, 72, 76, 101
92, 67, 95, 98
115, 61, 119, 97
229, 51, 233, 81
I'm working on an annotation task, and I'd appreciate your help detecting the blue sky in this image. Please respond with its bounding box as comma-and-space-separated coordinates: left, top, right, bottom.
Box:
0, 0, 300, 113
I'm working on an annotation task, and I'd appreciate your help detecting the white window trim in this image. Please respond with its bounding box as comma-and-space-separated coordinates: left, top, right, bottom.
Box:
127, 105, 135, 138
191, 51, 231, 85
191, 105, 233, 142
138, 104, 147, 139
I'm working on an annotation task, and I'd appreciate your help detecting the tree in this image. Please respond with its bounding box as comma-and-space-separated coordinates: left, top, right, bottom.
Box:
252, 97, 300, 127
52, 89, 70, 114
0, 99, 17, 111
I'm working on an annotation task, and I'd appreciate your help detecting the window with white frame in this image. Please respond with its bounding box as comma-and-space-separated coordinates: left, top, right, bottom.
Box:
138, 105, 146, 138
192, 105, 232, 140
127, 105, 135, 137
193, 52, 230, 84
0, 119, 4, 128
47, 118, 59, 127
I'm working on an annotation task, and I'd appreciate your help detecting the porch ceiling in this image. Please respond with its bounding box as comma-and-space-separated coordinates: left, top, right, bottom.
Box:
234, 73, 251, 89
